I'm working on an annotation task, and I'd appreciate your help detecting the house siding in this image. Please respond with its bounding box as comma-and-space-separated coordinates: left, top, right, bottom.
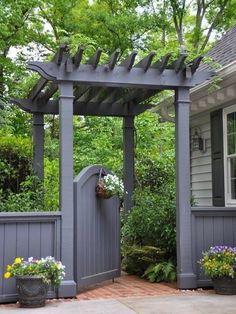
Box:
190, 114, 212, 206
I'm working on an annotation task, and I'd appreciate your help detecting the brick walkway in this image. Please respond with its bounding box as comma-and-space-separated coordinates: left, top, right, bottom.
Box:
76, 273, 213, 300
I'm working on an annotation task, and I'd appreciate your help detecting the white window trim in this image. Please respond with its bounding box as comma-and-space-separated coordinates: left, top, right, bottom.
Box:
223, 104, 236, 206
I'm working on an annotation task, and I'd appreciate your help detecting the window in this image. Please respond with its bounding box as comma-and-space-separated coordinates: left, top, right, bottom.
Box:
223, 104, 236, 205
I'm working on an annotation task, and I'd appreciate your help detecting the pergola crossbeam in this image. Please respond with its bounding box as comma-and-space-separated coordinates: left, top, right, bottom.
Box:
42, 82, 58, 100
135, 52, 156, 72
174, 53, 188, 73
87, 48, 103, 69
29, 77, 48, 101
73, 45, 84, 68
191, 55, 204, 74
120, 50, 138, 71
107, 49, 120, 70
151, 53, 172, 73
74, 86, 90, 101
54, 42, 68, 65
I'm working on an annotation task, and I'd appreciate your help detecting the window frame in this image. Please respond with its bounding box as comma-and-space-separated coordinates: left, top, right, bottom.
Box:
223, 104, 236, 206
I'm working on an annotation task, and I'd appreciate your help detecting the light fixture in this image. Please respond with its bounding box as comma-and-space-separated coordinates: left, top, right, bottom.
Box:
192, 127, 206, 153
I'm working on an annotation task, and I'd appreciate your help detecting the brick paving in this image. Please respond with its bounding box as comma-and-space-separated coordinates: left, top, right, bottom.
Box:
0, 273, 214, 308
76, 272, 213, 300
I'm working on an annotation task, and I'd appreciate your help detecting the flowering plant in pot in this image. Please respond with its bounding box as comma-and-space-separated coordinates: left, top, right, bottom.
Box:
96, 172, 125, 199
4, 256, 65, 307
200, 246, 236, 295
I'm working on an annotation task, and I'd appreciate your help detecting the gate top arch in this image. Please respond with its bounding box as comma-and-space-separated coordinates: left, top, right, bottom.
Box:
11, 43, 214, 294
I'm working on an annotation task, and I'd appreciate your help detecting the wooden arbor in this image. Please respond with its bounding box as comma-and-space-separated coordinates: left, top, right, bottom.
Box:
13, 43, 213, 293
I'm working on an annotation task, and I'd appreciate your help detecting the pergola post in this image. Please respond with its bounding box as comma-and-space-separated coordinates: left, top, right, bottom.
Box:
58, 82, 77, 297
32, 113, 44, 180
175, 87, 197, 289
123, 116, 135, 217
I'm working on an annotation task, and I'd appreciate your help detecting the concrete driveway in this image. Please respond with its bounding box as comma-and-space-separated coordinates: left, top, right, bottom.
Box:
1, 294, 236, 314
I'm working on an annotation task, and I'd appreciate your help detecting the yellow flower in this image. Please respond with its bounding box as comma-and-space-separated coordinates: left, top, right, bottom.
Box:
7, 265, 12, 272
4, 272, 11, 279
14, 257, 22, 264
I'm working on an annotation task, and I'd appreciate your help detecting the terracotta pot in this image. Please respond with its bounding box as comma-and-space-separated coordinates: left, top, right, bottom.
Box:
16, 276, 49, 308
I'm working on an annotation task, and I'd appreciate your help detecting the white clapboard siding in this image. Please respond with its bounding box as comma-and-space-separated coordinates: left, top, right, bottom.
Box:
190, 114, 212, 206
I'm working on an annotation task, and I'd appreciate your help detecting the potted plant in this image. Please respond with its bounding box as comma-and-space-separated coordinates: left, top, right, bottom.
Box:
4, 256, 65, 308
96, 172, 125, 199
200, 246, 236, 295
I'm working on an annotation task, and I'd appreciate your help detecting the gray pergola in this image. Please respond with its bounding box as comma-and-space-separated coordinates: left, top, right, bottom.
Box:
13, 43, 213, 291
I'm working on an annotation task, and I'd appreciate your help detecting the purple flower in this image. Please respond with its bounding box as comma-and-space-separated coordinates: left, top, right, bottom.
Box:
204, 246, 236, 256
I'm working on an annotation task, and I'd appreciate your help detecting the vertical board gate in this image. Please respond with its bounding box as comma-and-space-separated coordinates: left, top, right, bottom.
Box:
74, 165, 121, 288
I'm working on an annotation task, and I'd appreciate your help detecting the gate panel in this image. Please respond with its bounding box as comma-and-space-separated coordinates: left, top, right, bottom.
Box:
74, 165, 121, 288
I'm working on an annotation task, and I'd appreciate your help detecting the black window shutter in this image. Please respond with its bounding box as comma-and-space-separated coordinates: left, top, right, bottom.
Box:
210, 109, 225, 206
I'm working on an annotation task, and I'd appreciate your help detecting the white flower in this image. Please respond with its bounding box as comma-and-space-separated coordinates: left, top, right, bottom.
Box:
103, 174, 125, 198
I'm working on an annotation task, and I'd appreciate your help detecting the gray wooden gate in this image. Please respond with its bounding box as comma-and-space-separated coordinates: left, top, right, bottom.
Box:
74, 165, 121, 288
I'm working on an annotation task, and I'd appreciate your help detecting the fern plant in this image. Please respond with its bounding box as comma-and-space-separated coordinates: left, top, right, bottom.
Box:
143, 260, 176, 283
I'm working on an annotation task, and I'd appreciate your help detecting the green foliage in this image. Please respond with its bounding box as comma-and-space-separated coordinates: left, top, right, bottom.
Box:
143, 259, 176, 283
122, 185, 176, 254
121, 114, 176, 277
0, 131, 32, 194
73, 116, 123, 176
122, 245, 167, 276
44, 158, 59, 211
0, 175, 44, 212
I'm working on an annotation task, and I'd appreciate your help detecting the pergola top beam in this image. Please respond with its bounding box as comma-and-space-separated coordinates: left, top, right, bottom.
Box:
16, 45, 214, 117
28, 61, 214, 89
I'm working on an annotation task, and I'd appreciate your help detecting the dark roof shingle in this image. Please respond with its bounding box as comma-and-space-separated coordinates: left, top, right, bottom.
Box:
200, 25, 236, 70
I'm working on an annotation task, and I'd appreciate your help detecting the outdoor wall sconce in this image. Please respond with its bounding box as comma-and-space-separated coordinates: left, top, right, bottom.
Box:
192, 127, 206, 153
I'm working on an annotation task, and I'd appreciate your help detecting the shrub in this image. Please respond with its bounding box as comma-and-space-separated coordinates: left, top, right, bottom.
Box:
44, 158, 59, 211
0, 131, 32, 194
121, 149, 176, 279
0, 176, 44, 212
121, 185, 176, 255
122, 245, 167, 276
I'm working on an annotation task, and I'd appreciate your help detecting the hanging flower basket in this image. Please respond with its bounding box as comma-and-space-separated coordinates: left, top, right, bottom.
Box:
95, 180, 112, 199
95, 168, 124, 199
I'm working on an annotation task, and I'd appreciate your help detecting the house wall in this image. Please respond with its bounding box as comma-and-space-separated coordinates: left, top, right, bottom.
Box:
190, 105, 236, 287
190, 114, 212, 207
